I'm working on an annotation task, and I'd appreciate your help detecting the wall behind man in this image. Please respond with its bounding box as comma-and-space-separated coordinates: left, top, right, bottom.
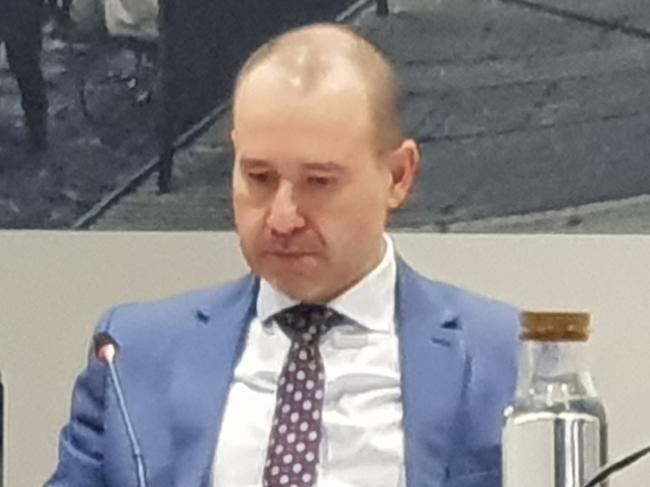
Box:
0, 232, 648, 486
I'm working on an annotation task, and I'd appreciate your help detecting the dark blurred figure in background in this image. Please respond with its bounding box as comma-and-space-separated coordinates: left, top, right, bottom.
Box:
0, 0, 48, 152
47, 0, 72, 28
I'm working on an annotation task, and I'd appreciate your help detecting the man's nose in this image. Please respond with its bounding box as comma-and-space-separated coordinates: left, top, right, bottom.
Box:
266, 181, 306, 235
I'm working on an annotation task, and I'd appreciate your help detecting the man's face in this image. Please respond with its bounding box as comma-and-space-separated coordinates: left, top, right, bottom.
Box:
231, 64, 416, 303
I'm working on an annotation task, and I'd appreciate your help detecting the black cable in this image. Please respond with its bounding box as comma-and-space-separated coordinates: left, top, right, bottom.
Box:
583, 443, 650, 487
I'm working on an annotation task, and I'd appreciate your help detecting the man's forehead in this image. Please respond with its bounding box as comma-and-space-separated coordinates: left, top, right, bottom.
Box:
235, 55, 366, 105
235, 69, 368, 130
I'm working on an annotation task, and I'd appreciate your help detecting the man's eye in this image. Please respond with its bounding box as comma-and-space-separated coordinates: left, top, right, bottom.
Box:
247, 171, 272, 183
307, 176, 335, 187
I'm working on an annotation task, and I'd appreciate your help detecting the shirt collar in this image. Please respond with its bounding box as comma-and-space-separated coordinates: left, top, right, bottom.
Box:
257, 235, 396, 333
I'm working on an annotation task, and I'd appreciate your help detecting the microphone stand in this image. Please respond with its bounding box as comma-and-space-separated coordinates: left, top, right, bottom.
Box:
95, 335, 148, 487
105, 360, 148, 487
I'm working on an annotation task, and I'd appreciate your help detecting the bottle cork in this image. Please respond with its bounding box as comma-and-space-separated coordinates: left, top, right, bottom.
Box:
520, 311, 590, 341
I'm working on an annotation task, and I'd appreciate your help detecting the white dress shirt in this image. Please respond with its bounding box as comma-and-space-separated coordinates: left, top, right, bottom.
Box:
212, 236, 405, 487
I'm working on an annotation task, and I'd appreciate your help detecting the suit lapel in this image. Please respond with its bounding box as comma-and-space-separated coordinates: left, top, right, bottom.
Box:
169, 275, 258, 487
396, 259, 468, 487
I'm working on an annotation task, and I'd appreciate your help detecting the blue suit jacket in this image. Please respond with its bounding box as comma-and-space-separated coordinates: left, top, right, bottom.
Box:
46, 259, 519, 487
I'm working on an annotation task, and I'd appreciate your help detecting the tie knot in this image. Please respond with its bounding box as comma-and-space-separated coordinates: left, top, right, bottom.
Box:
273, 304, 343, 343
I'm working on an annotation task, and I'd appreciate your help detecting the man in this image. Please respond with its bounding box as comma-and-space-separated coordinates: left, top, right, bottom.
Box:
46, 23, 518, 487
0, 0, 48, 151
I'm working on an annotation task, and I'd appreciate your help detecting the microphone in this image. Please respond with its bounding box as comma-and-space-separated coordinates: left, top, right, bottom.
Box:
93, 332, 148, 487
582, 442, 650, 487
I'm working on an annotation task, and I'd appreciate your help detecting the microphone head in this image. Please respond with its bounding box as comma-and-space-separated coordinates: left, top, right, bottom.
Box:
93, 331, 120, 363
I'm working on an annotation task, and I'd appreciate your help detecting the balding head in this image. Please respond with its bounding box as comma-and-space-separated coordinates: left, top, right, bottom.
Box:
233, 23, 405, 154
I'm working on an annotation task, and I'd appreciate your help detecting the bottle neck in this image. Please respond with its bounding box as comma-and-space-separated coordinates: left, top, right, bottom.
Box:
515, 340, 598, 405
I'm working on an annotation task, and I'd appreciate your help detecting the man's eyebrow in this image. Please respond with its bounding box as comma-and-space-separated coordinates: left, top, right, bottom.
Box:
239, 157, 271, 168
302, 162, 344, 173
239, 159, 344, 173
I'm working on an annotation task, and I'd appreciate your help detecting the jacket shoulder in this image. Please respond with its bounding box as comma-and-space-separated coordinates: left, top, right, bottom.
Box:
97, 274, 256, 341
400, 261, 520, 340
400, 262, 520, 445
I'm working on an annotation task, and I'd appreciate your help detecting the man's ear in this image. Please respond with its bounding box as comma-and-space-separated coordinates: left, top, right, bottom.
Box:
387, 138, 420, 209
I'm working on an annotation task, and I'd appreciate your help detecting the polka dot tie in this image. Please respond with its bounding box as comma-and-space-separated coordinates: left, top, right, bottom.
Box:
262, 304, 343, 487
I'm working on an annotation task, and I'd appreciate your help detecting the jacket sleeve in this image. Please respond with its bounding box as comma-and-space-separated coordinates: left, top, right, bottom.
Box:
43, 311, 115, 487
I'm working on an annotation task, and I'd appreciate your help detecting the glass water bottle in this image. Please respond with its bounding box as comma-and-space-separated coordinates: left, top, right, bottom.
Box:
502, 311, 607, 487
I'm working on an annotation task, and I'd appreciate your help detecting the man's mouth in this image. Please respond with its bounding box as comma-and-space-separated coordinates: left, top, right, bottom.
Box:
265, 250, 318, 259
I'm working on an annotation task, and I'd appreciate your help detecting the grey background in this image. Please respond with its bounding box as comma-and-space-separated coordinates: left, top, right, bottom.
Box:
1, 231, 650, 485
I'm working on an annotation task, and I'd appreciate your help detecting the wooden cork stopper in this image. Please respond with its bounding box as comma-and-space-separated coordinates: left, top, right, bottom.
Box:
520, 311, 590, 341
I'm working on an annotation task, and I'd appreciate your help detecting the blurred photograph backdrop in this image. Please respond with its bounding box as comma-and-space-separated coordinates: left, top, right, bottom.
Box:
1, 0, 649, 232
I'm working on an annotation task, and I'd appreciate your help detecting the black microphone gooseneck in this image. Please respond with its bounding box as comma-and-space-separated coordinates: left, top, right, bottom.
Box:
582, 442, 650, 487
94, 332, 148, 487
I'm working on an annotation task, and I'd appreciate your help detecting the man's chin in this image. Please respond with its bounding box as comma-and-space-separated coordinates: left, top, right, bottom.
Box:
266, 275, 330, 304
